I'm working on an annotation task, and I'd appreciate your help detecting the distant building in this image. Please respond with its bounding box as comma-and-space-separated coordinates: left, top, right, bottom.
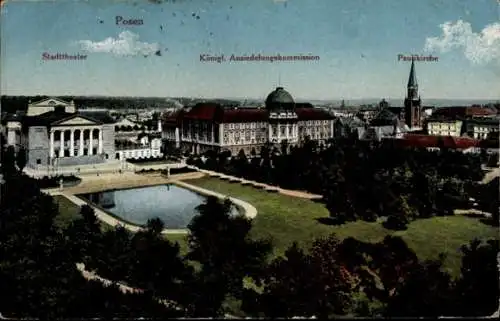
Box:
361, 108, 409, 141
463, 117, 500, 140
333, 116, 365, 138
1, 97, 116, 170
404, 59, 423, 129
426, 118, 463, 137
115, 132, 163, 160
391, 134, 480, 151
424, 107, 499, 139
115, 118, 139, 128
432, 106, 498, 119
162, 87, 336, 155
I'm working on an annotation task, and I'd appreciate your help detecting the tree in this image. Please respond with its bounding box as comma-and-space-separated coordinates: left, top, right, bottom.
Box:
383, 195, 415, 230
383, 254, 455, 317
145, 217, 165, 235
346, 236, 421, 306
244, 236, 354, 318
235, 149, 249, 177
280, 139, 289, 155
486, 153, 499, 167
0, 172, 179, 319
67, 205, 103, 264
453, 239, 499, 316
250, 148, 257, 158
186, 196, 272, 317
477, 177, 499, 226
2, 145, 16, 177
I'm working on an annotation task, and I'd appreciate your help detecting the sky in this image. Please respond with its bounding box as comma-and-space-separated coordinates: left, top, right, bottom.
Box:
1, 0, 499, 100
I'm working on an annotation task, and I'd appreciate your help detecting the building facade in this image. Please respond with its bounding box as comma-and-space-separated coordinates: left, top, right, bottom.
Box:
463, 117, 500, 140
115, 132, 163, 160
162, 87, 336, 155
426, 119, 463, 137
2, 97, 117, 170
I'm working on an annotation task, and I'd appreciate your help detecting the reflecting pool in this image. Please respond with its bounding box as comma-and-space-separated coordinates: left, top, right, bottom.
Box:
79, 184, 238, 229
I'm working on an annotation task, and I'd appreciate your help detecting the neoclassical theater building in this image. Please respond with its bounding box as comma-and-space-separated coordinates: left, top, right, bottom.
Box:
2, 97, 116, 169
162, 87, 335, 155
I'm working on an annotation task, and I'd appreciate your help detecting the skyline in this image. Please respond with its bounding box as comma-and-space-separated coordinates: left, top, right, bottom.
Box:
1, 0, 499, 100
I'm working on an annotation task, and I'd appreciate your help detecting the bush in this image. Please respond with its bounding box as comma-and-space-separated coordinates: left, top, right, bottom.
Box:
169, 167, 197, 175
159, 167, 197, 176
127, 157, 165, 164
362, 209, 378, 222
383, 214, 409, 231
35, 175, 80, 188
329, 213, 348, 225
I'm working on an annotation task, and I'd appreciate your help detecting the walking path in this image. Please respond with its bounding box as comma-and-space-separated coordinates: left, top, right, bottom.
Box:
76, 263, 182, 311
482, 166, 500, 184
187, 166, 323, 200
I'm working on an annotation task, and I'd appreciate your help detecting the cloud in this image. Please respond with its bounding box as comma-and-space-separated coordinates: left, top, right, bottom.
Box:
424, 20, 500, 64
77, 31, 160, 57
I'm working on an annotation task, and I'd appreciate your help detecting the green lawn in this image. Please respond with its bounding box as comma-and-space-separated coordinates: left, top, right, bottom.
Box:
53, 195, 82, 228
53, 195, 112, 232
183, 177, 499, 278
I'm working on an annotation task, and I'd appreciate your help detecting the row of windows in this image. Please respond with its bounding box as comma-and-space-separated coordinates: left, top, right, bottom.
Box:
224, 137, 267, 144
474, 126, 497, 132
430, 123, 457, 130
222, 121, 331, 130
224, 122, 267, 129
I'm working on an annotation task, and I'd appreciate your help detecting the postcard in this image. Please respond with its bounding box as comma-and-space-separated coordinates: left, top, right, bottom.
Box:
0, 0, 499, 319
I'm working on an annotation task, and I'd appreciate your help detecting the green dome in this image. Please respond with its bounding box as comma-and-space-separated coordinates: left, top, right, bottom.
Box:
265, 87, 295, 110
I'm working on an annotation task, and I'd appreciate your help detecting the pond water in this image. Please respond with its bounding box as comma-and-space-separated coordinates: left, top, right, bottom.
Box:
79, 184, 238, 229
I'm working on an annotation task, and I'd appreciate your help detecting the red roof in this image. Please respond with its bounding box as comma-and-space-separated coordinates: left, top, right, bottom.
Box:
394, 134, 480, 149
162, 109, 184, 126
183, 103, 221, 121
221, 108, 268, 123
295, 107, 334, 120
432, 106, 497, 118
479, 138, 499, 149
162, 103, 334, 124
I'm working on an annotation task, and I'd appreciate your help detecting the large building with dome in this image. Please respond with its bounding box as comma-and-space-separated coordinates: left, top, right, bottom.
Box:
162, 87, 335, 155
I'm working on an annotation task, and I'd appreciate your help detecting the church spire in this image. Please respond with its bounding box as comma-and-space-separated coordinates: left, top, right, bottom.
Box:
407, 58, 418, 88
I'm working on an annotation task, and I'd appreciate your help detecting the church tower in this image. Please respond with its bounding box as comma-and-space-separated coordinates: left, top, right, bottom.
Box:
404, 59, 422, 129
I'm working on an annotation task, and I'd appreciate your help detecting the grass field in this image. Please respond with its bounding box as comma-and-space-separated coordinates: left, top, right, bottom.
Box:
54, 177, 499, 278
53, 195, 112, 232
181, 177, 499, 278
53, 195, 82, 228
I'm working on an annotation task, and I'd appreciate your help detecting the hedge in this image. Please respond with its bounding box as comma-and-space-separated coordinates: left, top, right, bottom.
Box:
35, 175, 81, 188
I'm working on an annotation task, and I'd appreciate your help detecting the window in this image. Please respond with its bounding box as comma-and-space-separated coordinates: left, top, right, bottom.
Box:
36, 159, 41, 165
